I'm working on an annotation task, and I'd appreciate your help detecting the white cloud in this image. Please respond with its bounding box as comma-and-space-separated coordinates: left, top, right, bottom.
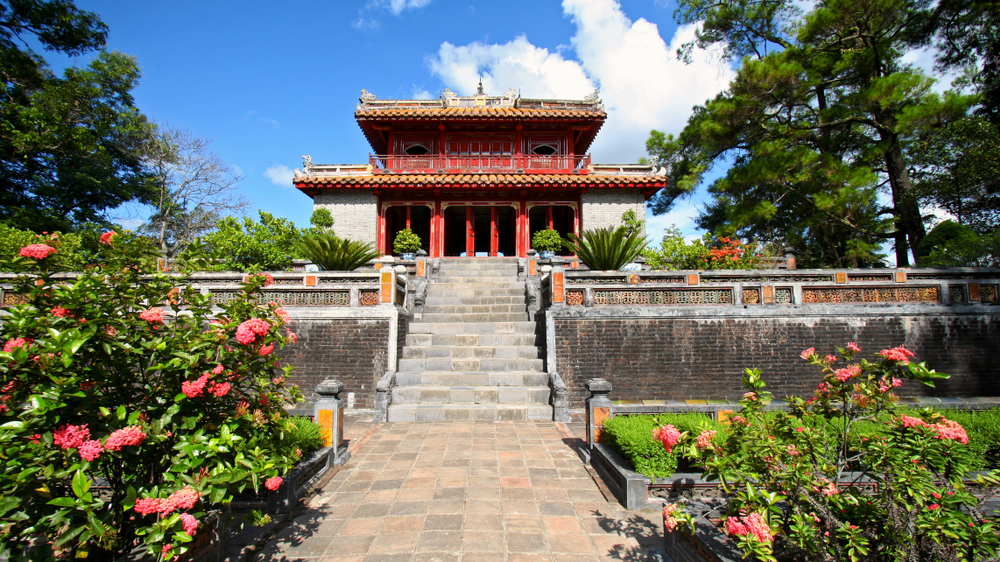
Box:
645, 201, 702, 245
426, 0, 734, 163
412, 87, 433, 99
429, 35, 594, 99
389, 0, 431, 14
264, 164, 294, 188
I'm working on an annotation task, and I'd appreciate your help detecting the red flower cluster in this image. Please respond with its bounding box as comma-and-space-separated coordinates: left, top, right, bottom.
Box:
696, 430, 717, 450
19, 244, 56, 260
133, 486, 202, 516
274, 307, 292, 325
51, 307, 72, 318
236, 318, 270, 345
78, 440, 104, 462
105, 426, 146, 451
250, 272, 274, 287
180, 512, 198, 536
725, 512, 773, 543
139, 308, 165, 324
265, 476, 283, 491
663, 503, 681, 532
99, 231, 117, 245
181, 373, 210, 398
258, 343, 274, 357
834, 364, 862, 383
53, 424, 90, 449
879, 345, 916, 364
653, 425, 681, 454
3, 338, 31, 353
897, 414, 969, 444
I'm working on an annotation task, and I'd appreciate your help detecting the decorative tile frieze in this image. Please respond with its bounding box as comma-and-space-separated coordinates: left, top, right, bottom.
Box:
949, 285, 967, 303
775, 287, 793, 304
566, 289, 585, 306
360, 290, 379, 306
742, 288, 760, 304
801, 286, 940, 304
593, 288, 733, 306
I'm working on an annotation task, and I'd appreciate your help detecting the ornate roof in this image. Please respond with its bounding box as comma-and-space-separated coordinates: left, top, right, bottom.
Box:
294, 172, 666, 198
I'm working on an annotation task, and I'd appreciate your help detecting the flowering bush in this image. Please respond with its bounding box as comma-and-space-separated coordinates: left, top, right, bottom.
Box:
642, 227, 764, 270
663, 344, 1000, 561
0, 243, 302, 560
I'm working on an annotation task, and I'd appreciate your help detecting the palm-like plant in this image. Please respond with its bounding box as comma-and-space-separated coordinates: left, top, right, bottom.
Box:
295, 233, 379, 271
564, 226, 648, 271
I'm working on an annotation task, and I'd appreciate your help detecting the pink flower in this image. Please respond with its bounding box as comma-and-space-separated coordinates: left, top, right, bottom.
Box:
834, 364, 862, 383
212, 364, 225, 375
133, 497, 164, 516
104, 326, 119, 337
286, 329, 297, 343
236, 318, 270, 345
930, 419, 969, 444
663, 503, 681, 532
105, 426, 146, 451
162, 486, 200, 513
899, 414, 927, 428
258, 343, 274, 357
725, 513, 773, 543
815, 382, 831, 394
180, 513, 198, 536
820, 482, 839, 496
731, 415, 747, 426
824, 354, 838, 364
274, 307, 292, 325
653, 425, 681, 454
19, 244, 56, 260
51, 307, 72, 317
53, 424, 90, 449
879, 345, 916, 364
99, 231, 117, 245
265, 476, 283, 491
928, 503, 940, 511
162, 544, 172, 557
78, 440, 104, 461
181, 373, 210, 398
249, 272, 274, 287
847, 342, 861, 352
800, 347, 816, 360
208, 382, 231, 397
892, 378, 903, 388
139, 308, 164, 324
795, 427, 805, 432
3, 338, 31, 353
696, 430, 717, 450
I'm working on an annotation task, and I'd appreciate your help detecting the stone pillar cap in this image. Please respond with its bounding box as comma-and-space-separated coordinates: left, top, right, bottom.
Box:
586, 378, 612, 393
316, 380, 345, 396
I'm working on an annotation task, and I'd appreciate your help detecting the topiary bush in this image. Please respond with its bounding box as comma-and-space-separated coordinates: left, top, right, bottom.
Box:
604, 413, 724, 479
0, 236, 302, 560
281, 417, 325, 458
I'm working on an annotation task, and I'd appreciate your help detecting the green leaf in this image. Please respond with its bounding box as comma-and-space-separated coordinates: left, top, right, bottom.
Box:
72, 470, 90, 498
47, 497, 77, 507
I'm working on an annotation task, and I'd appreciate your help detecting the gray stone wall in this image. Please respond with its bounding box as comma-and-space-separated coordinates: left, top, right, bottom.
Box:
580, 189, 645, 234
313, 190, 378, 244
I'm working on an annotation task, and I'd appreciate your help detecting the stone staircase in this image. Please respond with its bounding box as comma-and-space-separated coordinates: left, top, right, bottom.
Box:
387, 258, 552, 422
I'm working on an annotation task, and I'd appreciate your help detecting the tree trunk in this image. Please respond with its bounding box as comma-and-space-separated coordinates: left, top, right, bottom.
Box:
878, 114, 926, 267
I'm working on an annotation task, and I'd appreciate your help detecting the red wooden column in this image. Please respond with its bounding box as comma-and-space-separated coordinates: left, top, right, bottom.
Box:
517, 195, 528, 257
491, 206, 499, 257
466, 206, 475, 256
430, 200, 441, 258
377, 204, 387, 255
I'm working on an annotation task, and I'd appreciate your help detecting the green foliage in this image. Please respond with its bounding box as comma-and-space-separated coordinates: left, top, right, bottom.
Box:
280, 417, 324, 457
201, 211, 301, 272
642, 227, 764, 270
310, 208, 334, 230
295, 233, 378, 271
392, 228, 422, 254
942, 409, 1000, 472
531, 228, 564, 253
932, 0, 1000, 124
668, 345, 1000, 561
564, 226, 647, 271
620, 209, 645, 237
0, 240, 301, 559
0, 224, 160, 273
604, 413, 724, 479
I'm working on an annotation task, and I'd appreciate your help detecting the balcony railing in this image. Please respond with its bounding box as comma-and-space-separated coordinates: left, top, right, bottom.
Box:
369, 154, 592, 174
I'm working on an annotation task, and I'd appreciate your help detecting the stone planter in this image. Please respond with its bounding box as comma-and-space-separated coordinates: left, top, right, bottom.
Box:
230, 445, 340, 512
112, 506, 231, 562
591, 443, 719, 510
664, 510, 743, 562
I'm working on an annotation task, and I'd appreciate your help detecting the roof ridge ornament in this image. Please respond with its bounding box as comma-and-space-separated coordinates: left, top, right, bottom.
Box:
360, 89, 376, 102
302, 155, 314, 171
476, 77, 485, 96
584, 88, 601, 102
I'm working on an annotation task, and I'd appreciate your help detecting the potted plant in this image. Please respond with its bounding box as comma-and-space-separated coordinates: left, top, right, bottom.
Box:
393, 228, 422, 260
532, 228, 564, 259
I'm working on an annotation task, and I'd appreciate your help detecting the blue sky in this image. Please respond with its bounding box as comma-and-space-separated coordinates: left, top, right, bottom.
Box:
60, 0, 737, 244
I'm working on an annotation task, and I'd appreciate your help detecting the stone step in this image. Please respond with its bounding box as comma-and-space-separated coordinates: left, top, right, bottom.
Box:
434, 275, 520, 282
407, 321, 537, 334
420, 313, 529, 323
395, 371, 549, 386
427, 282, 525, 290
405, 333, 539, 347
398, 357, 544, 372
421, 304, 526, 315
391, 385, 550, 404
402, 345, 540, 359
424, 295, 527, 306
425, 288, 526, 298
387, 403, 553, 422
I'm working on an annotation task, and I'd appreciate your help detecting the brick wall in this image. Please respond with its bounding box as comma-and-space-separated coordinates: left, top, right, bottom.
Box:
580, 189, 645, 234
550, 309, 1000, 408
314, 190, 378, 244
281, 318, 389, 409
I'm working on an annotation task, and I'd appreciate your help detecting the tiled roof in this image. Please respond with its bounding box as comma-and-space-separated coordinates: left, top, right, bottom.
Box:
356, 107, 606, 120
294, 172, 665, 190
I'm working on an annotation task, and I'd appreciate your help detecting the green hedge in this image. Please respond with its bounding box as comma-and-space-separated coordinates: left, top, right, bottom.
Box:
605, 409, 1000, 478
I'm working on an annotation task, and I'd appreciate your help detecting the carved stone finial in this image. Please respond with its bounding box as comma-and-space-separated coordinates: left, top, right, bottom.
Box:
584, 88, 601, 102
302, 155, 314, 169
476, 78, 485, 96
502, 88, 516, 99
441, 88, 457, 99
360, 89, 376, 101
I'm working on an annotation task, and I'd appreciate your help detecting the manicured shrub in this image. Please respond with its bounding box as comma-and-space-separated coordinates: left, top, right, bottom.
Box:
604, 413, 724, 479
201, 211, 301, 271
392, 228, 422, 255
0, 238, 302, 560
282, 416, 325, 457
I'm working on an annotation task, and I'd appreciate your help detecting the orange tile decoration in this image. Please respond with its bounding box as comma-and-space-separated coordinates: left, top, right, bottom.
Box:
717, 410, 735, 425
836, 272, 847, 284
763, 285, 775, 304
416, 260, 425, 277
317, 409, 333, 447
381, 272, 393, 303
786, 256, 796, 270
305, 275, 317, 287
894, 271, 907, 283
627, 274, 639, 285
571, 261, 579, 269
168, 288, 180, 305
552, 271, 564, 303
528, 260, 537, 276
593, 407, 610, 443
687, 274, 699, 286
970, 282, 980, 302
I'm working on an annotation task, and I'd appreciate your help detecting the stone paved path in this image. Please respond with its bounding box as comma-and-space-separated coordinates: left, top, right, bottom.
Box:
255, 421, 664, 561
